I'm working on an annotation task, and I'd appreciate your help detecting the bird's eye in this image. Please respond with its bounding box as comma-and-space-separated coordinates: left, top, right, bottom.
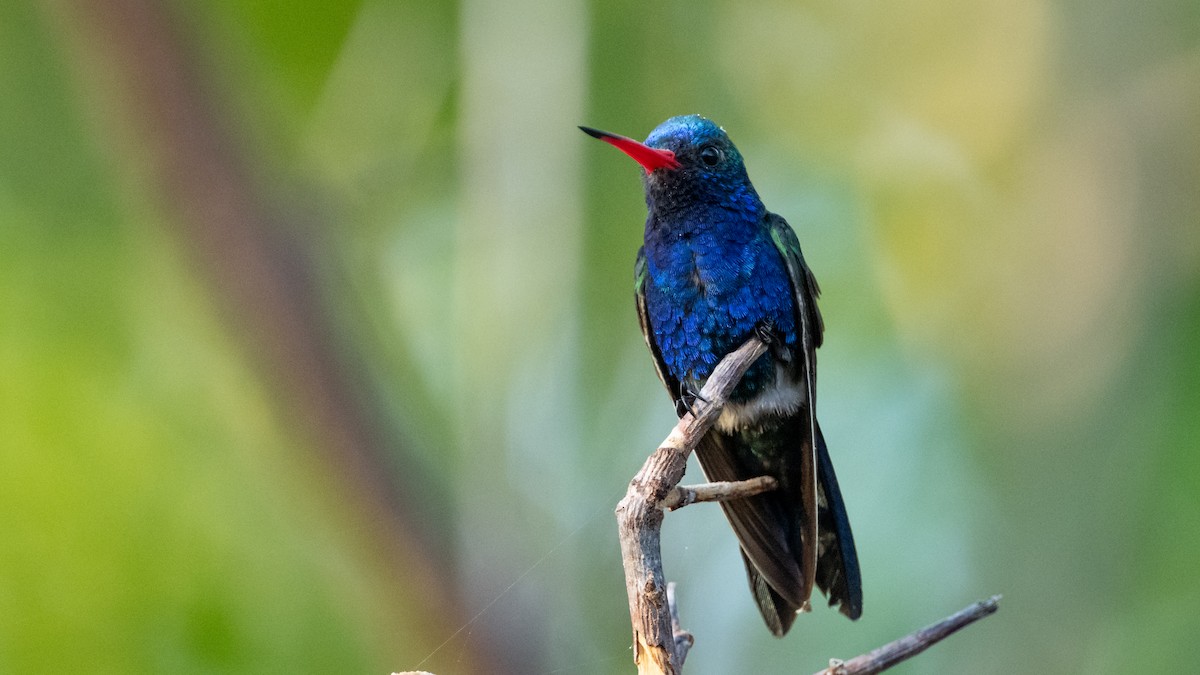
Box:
699, 145, 723, 167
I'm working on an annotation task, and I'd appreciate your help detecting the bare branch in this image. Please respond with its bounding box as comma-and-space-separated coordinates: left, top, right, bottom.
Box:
816, 596, 1002, 675
616, 335, 769, 675
660, 476, 778, 510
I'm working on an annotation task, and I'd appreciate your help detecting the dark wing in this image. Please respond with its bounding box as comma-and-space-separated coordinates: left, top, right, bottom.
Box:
766, 212, 822, 613
635, 246, 809, 635
766, 212, 824, 350
768, 212, 862, 620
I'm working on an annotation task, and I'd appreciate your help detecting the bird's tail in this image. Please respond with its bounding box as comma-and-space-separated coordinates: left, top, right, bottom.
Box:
734, 422, 861, 634
696, 421, 861, 634
812, 423, 862, 619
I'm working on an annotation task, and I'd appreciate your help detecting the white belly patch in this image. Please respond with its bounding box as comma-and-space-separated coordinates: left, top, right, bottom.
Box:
714, 363, 807, 433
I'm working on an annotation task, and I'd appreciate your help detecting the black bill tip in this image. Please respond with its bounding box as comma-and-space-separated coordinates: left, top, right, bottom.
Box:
578, 125, 614, 140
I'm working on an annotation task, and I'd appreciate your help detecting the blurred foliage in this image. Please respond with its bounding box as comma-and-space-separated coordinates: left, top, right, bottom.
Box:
2, 0, 1199, 673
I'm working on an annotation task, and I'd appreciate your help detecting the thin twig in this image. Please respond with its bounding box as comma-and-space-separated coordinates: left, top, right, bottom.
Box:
660, 476, 778, 510
666, 583, 694, 668
816, 595, 1002, 675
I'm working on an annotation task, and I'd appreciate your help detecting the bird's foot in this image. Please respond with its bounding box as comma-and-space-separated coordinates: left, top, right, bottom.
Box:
755, 318, 779, 345
675, 382, 709, 418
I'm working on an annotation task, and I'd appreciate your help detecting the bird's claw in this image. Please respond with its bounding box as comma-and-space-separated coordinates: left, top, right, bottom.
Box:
755, 319, 778, 345
675, 382, 709, 418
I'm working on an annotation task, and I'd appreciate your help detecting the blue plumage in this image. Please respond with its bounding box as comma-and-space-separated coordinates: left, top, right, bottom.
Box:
582, 115, 861, 636
642, 221, 797, 399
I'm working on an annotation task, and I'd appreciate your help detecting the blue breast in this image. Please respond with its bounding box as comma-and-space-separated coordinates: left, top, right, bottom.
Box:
643, 214, 797, 402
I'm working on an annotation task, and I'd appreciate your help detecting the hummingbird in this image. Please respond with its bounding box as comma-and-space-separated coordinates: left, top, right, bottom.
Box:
581, 115, 861, 635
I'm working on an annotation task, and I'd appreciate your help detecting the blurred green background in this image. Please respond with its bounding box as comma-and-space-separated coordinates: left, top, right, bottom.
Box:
2, 0, 1198, 673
